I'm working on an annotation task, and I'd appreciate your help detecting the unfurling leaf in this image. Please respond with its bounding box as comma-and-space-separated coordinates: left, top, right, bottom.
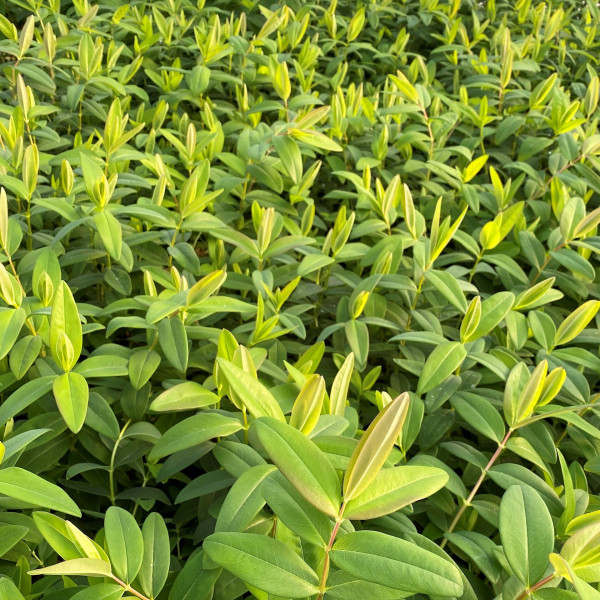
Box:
343, 392, 409, 501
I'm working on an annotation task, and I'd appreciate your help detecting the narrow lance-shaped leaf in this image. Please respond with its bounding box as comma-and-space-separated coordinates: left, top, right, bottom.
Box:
217, 358, 285, 421
261, 471, 332, 547
50, 281, 82, 372
0, 467, 80, 516
215, 464, 276, 533
343, 392, 409, 501
289, 374, 325, 434
52, 371, 89, 434
252, 417, 341, 516
148, 413, 243, 461
329, 353, 354, 416
553, 300, 600, 348
513, 360, 548, 425
28, 559, 112, 578
417, 342, 467, 395
149, 381, 218, 412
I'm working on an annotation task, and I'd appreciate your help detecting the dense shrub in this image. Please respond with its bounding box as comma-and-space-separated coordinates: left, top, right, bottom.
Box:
0, 0, 599, 598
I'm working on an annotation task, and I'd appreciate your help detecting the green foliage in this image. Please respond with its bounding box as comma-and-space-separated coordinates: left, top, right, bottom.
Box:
0, 0, 598, 599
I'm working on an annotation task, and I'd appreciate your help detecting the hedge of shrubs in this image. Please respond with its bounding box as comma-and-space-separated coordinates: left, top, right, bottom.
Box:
0, 0, 599, 598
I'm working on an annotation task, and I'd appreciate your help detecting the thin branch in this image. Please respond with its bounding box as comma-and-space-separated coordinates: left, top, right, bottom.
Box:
110, 575, 151, 600
514, 573, 556, 600
441, 428, 513, 548
317, 502, 346, 600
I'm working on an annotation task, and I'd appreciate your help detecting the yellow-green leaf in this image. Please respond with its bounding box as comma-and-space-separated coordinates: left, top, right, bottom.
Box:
343, 393, 409, 501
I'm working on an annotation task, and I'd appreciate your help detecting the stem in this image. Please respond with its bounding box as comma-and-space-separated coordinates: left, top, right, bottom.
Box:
405, 273, 425, 332
441, 428, 513, 548
556, 391, 600, 447
317, 502, 346, 600
25, 199, 32, 251
313, 264, 333, 327
3, 252, 37, 335
468, 250, 484, 283
109, 420, 132, 504
110, 575, 151, 600
530, 242, 565, 285
514, 574, 556, 600
419, 104, 434, 160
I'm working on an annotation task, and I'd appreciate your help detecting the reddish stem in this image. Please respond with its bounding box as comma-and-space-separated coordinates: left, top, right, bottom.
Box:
317, 503, 346, 600
515, 574, 556, 600
441, 428, 513, 548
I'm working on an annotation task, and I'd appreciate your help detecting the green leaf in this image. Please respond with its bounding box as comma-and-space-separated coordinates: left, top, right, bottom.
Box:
451, 393, 505, 443
159, 317, 188, 372
489, 464, 562, 514
0, 376, 55, 427
104, 506, 143, 584
324, 571, 407, 600
0, 308, 26, 361
553, 300, 600, 348
149, 381, 218, 412
344, 465, 448, 519
74, 356, 129, 378
149, 413, 243, 461
0, 524, 28, 556
291, 128, 343, 152
444, 531, 503, 584
204, 532, 320, 598
0, 468, 80, 516
560, 521, 600, 582
468, 291, 515, 341
34, 511, 84, 560
499, 485, 554, 586
261, 471, 332, 546
217, 359, 285, 421
138, 513, 170, 599
252, 417, 341, 517
289, 374, 326, 434
129, 349, 161, 390
215, 464, 276, 532
344, 320, 369, 371
50, 281, 82, 372
330, 530, 463, 596
52, 371, 89, 434
417, 342, 467, 395
343, 393, 409, 501
169, 551, 220, 600
94, 211, 123, 261
273, 134, 303, 184
9, 334, 42, 379
0, 579, 25, 600
550, 553, 600, 600
329, 353, 354, 416
425, 269, 468, 313
70, 584, 125, 600
28, 558, 112, 578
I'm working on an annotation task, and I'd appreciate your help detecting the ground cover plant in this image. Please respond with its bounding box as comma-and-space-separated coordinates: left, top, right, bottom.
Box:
1, 0, 600, 598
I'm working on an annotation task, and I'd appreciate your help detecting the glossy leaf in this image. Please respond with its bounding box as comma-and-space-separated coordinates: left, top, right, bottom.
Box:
252, 417, 341, 516
204, 532, 320, 598
330, 530, 463, 596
